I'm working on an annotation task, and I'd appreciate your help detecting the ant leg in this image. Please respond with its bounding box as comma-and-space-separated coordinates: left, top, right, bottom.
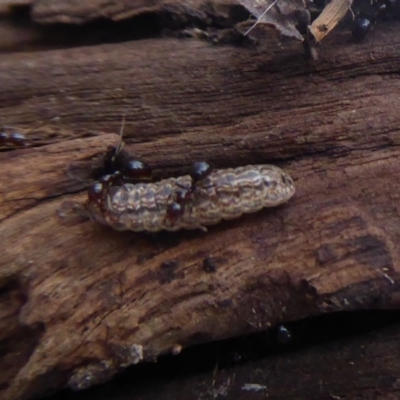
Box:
187, 198, 208, 232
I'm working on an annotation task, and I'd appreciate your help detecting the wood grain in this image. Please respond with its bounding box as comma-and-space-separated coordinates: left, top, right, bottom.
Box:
29, 0, 237, 24
1, 13, 400, 400
47, 314, 400, 400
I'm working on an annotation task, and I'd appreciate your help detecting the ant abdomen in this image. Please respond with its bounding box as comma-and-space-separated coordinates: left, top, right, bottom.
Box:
103, 146, 152, 182
117, 156, 152, 181
166, 202, 184, 222
351, 0, 400, 41
352, 15, 373, 40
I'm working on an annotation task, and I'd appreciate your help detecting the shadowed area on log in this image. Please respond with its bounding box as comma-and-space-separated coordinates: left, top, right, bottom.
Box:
1, 0, 400, 400
0, 0, 251, 52
44, 310, 400, 400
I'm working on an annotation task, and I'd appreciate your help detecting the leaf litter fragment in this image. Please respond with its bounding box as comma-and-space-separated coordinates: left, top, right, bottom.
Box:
238, 0, 310, 41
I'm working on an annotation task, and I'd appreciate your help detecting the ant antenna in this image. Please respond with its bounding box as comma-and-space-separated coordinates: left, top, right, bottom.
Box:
115, 113, 126, 155
244, 0, 279, 36
119, 113, 126, 139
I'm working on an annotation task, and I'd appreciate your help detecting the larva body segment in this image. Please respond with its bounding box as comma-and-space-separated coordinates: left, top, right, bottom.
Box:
86, 165, 295, 232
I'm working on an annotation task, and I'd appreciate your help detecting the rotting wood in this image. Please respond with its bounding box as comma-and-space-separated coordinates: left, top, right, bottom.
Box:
0, 0, 238, 24
309, 0, 352, 42
44, 314, 400, 400
1, 15, 400, 400
0, 0, 244, 53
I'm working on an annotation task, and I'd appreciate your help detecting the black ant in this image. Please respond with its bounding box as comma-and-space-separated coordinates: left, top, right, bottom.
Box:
0, 131, 28, 147
88, 118, 152, 210
352, 15, 373, 40
102, 145, 152, 183
101, 116, 152, 185
275, 324, 293, 345
87, 151, 153, 212
88, 118, 213, 224
351, 0, 399, 40
165, 161, 212, 223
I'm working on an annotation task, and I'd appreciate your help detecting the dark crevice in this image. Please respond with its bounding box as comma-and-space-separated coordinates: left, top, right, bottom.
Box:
0, 187, 86, 224
3, 4, 251, 53
3, 1, 400, 54
274, 140, 400, 166
42, 309, 400, 400
0, 275, 45, 392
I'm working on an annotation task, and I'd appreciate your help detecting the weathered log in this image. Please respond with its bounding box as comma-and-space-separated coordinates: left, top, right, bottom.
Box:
1, 2, 400, 399
0, 0, 242, 52
45, 312, 400, 400
27, 0, 237, 24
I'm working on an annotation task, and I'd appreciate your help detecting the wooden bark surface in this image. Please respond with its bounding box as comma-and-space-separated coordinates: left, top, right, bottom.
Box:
2, 0, 236, 24
47, 313, 400, 400
1, 1, 400, 399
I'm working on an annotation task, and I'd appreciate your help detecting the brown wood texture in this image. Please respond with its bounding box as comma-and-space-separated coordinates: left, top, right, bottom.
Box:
0, 0, 239, 37
48, 313, 400, 400
1, 1, 400, 399
28, 0, 236, 24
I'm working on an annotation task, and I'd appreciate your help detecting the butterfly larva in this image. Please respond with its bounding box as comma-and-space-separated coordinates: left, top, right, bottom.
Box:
86, 164, 295, 232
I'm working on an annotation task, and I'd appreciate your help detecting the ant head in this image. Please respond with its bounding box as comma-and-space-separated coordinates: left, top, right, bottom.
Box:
87, 181, 104, 206
190, 161, 211, 182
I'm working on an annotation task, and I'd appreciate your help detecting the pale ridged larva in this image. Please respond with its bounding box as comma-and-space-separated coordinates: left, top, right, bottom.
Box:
86, 164, 295, 232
